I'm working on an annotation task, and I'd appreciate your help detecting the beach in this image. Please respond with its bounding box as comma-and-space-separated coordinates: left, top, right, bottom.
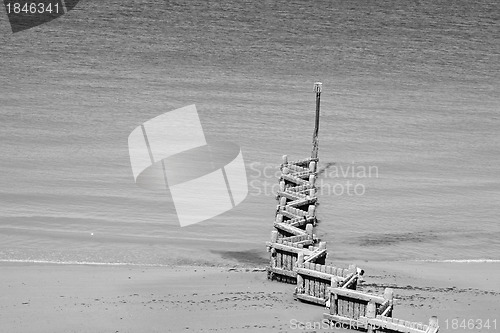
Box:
1, 0, 499, 332
1, 261, 499, 333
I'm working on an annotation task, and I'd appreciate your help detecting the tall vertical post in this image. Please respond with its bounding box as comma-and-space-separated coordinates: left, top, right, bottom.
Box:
311, 82, 322, 159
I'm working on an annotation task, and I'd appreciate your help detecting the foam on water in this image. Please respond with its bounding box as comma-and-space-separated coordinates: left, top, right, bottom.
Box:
0, 259, 171, 267
413, 259, 500, 263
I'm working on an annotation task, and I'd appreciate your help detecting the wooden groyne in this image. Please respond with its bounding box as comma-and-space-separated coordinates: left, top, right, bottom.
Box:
265, 83, 439, 333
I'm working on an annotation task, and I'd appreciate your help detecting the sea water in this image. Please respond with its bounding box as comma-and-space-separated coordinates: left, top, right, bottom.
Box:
0, 0, 499, 266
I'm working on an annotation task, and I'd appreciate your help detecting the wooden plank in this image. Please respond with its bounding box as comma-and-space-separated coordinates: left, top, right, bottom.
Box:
330, 294, 337, 315
314, 277, 320, 298
273, 222, 307, 236
381, 304, 392, 317
287, 157, 317, 167
280, 209, 297, 220
346, 298, 352, 319
342, 273, 357, 289
277, 190, 303, 201
296, 267, 334, 281
281, 174, 307, 185
290, 216, 315, 228
281, 252, 287, 270
287, 198, 317, 208
304, 249, 327, 263
296, 293, 325, 305
266, 242, 314, 255
268, 267, 297, 278
338, 297, 343, 316
360, 303, 366, 319
331, 288, 385, 304
319, 266, 326, 299
276, 251, 282, 270
283, 234, 307, 243
296, 239, 314, 247
316, 265, 322, 298
378, 300, 390, 315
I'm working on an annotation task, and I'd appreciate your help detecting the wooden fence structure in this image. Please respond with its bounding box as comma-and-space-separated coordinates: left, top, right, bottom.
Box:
295, 258, 361, 305
264, 83, 439, 332
324, 286, 394, 325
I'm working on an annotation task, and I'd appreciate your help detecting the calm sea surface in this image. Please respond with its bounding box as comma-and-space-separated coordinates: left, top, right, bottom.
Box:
0, 0, 499, 265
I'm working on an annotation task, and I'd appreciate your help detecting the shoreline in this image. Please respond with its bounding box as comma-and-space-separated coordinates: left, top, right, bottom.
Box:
1, 261, 498, 332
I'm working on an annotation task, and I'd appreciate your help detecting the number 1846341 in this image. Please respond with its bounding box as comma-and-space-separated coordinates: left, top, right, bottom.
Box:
445, 319, 497, 330
6, 2, 61, 14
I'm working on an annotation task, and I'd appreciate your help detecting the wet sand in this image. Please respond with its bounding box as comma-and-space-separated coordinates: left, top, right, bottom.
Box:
1, 261, 499, 332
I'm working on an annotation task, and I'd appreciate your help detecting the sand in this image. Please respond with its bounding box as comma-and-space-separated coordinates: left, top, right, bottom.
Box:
1, 261, 499, 333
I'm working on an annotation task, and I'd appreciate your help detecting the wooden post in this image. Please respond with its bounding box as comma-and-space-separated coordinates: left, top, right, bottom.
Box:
311, 82, 322, 159
309, 188, 316, 198
330, 278, 338, 315
384, 288, 394, 302
319, 241, 327, 250
429, 316, 439, 332
282, 154, 288, 165
270, 230, 278, 243
270, 248, 276, 268
297, 252, 304, 267
306, 223, 314, 238
366, 301, 376, 333
279, 180, 285, 191
280, 197, 286, 208
384, 288, 394, 317
309, 174, 316, 186
309, 161, 316, 173
296, 252, 304, 293
275, 213, 283, 223
308, 205, 316, 217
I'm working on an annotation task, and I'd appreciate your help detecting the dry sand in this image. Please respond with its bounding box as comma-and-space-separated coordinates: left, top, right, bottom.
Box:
1, 261, 499, 333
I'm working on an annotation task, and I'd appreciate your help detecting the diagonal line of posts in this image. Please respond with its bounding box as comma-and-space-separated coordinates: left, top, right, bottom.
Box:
264, 83, 439, 333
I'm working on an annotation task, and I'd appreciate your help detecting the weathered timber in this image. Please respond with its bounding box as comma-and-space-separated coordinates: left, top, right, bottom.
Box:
266, 84, 438, 333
